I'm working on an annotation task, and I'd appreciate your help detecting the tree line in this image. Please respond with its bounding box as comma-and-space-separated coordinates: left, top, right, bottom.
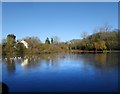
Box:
1, 26, 119, 57
2, 35, 68, 57
70, 29, 119, 51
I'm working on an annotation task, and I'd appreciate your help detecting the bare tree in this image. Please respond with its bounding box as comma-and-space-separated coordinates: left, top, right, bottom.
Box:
94, 23, 112, 33
52, 36, 60, 44
100, 24, 112, 32
80, 31, 88, 39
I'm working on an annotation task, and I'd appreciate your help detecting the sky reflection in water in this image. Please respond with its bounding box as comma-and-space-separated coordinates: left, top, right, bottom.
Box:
2, 53, 119, 92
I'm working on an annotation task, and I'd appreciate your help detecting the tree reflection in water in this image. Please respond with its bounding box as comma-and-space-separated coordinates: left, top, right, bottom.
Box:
5, 58, 16, 74
2, 52, 119, 74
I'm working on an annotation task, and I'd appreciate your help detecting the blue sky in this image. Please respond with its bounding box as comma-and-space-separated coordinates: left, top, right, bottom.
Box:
2, 2, 118, 42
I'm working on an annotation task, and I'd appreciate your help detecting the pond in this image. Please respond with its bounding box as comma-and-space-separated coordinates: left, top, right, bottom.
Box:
1, 52, 119, 92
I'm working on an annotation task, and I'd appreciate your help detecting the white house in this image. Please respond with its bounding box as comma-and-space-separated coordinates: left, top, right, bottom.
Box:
20, 40, 28, 48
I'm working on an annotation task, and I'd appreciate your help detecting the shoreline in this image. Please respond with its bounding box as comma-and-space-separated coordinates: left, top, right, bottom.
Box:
70, 50, 120, 53
2, 50, 120, 58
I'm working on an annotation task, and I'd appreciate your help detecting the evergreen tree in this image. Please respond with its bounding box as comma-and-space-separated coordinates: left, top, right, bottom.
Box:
45, 37, 50, 44
51, 38, 53, 44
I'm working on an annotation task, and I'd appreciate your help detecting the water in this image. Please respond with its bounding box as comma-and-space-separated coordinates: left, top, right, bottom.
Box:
1, 53, 119, 92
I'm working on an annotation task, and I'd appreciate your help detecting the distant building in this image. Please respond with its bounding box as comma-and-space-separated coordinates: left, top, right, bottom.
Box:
20, 40, 28, 48
67, 41, 72, 44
